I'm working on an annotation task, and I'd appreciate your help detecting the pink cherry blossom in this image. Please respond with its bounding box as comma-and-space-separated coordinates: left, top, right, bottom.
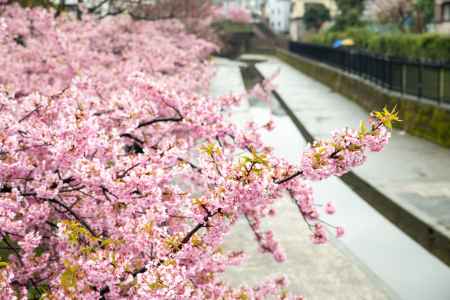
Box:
312, 224, 328, 244
324, 201, 336, 215
219, 4, 252, 24
336, 226, 345, 238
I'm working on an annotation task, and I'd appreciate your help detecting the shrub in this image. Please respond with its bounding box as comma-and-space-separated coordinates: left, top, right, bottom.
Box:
308, 28, 450, 61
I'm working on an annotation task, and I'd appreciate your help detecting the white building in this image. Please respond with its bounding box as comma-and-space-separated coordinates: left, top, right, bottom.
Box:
265, 0, 291, 33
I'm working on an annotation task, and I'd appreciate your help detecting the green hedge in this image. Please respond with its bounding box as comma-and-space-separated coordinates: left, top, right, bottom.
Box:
213, 20, 253, 34
308, 28, 450, 61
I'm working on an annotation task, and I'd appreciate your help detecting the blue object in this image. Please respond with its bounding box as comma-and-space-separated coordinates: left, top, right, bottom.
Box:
332, 40, 343, 48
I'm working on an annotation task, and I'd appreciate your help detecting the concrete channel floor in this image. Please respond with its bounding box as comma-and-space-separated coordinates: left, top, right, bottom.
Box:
210, 57, 394, 300
238, 54, 450, 300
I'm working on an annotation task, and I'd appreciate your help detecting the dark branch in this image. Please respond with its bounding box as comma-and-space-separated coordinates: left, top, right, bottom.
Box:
40, 197, 98, 238
19, 105, 40, 123
116, 163, 140, 179
120, 133, 144, 144
180, 208, 221, 245
137, 115, 183, 129
88, 0, 110, 13
177, 158, 202, 173
274, 170, 303, 185
137, 102, 183, 129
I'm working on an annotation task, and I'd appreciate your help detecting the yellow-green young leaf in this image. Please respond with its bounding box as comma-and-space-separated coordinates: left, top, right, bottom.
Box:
238, 292, 249, 300
372, 106, 401, 129
200, 143, 221, 157
164, 235, 181, 251
106, 160, 115, 168
359, 120, 368, 136
0, 261, 8, 268
60, 263, 79, 290
111, 252, 117, 267
101, 238, 114, 248
39, 293, 49, 300
148, 278, 166, 290
61, 220, 98, 246
241, 156, 252, 164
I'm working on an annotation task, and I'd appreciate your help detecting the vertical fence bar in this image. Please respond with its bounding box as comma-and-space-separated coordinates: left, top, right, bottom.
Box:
387, 57, 391, 89
418, 61, 422, 99
437, 66, 441, 105
440, 67, 444, 106
402, 63, 406, 95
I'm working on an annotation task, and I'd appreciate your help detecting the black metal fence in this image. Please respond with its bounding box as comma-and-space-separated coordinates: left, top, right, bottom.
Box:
288, 41, 450, 106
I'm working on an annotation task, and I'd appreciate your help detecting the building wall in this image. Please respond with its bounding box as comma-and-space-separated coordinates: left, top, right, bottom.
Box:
290, 19, 308, 41
435, 0, 450, 34
436, 22, 450, 34
290, 19, 299, 41
266, 0, 291, 33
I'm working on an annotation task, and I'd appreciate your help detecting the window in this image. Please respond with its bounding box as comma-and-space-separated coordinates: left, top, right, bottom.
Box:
443, 3, 450, 21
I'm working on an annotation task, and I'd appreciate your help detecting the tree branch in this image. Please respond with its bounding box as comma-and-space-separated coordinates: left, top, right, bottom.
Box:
137, 115, 183, 129
137, 101, 183, 129
274, 170, 303, 185
40, 197, 98, 238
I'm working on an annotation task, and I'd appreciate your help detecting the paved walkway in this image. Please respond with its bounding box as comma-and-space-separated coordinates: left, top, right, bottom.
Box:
210, 57, 393, 300
243, 54, 450, 300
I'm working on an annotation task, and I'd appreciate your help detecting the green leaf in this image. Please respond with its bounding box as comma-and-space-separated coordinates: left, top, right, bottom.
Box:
27, 283, 49, 300
60, 262, 79, 290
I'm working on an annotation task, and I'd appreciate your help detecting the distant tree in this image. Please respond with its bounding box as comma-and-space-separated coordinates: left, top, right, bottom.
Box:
336, 0, 365, 12
415, 0, 434, 30
333, 0, 365, 31
1, 0, 53, 7
303, 3, 331, 31
367, 0, 434, 33
367, 0, 412, 31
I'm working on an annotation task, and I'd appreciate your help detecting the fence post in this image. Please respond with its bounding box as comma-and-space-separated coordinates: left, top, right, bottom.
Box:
440, 67, 444, 106
386, 57, 393, 91
402, 63, 406, 95
418, 61, 422, 99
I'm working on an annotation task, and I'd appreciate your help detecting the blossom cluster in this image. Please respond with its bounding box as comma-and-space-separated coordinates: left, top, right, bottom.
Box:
219, 4, 252, 24
0, 4, 217, 97
0, 4, 398, 300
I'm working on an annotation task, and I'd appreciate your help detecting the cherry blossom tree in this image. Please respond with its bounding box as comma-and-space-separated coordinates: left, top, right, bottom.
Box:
366, 0, 413, 31
366, 0, 434, 32
220, 4, 252, 24
0, 3, 399, 299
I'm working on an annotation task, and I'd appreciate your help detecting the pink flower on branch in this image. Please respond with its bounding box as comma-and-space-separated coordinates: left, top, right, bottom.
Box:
336, 226, 345, 238
324, 201, 336, 215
